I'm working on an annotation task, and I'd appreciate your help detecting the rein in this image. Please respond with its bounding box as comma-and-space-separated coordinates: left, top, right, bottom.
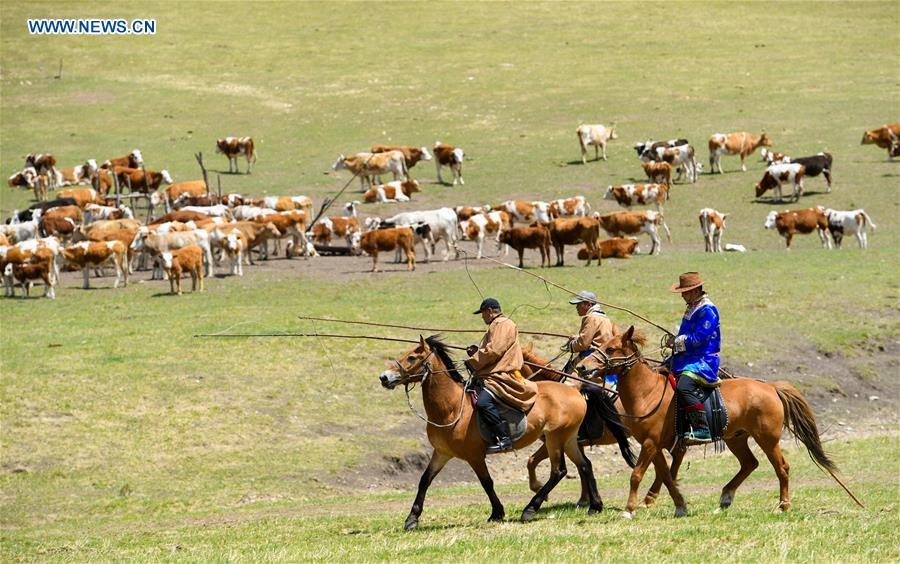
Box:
398, 351, 469, 429
588, 349, 667, 421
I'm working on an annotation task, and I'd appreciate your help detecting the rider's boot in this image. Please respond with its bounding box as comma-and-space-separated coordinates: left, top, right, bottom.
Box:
684, 409, 712, 443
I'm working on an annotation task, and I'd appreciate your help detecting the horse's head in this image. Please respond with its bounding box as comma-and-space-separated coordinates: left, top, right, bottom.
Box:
380, 335, 433, 390
576, 326, 646, 379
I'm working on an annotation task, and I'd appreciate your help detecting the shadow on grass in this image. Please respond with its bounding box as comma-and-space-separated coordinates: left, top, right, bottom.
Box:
751, 190, 830, 205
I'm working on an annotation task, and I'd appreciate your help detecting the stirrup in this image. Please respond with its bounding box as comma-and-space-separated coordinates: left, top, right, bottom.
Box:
682, 428, 712, 445
486, 436, 513, 454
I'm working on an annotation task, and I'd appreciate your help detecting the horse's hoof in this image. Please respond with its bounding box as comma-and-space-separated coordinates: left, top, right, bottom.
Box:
719, 492, 733, 510
620, 511, 634, 520
576, 499, 588, 508
640, 495, 658, 508
404, 516, 418, 531
588, 504, 603, 516
488, 512, 505, 523
674, 507, 687, 518
520, 507, 537, 522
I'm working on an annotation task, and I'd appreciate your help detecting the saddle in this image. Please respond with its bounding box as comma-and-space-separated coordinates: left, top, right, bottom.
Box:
469, 390, 528, 443
670, 373, 729, 450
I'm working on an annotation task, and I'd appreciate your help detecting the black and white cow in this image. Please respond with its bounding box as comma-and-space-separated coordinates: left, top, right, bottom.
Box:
824, 208, 875, 249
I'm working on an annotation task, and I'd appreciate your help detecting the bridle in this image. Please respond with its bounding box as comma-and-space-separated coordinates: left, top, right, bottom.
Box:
584, 344, 667, 421
396, 349, 468, 429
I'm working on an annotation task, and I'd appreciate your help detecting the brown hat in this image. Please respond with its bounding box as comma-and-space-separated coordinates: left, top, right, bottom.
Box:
670, 272, 703, 293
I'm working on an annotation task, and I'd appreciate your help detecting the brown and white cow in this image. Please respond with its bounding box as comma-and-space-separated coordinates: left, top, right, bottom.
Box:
760, 148, 789, 164
258, 195, 313, 215
699, 208, 728, 253
604, 183, 669, 213
458, 211, 511, 259
455, 205, 491, 222
498, 224, 551, 268
352, 227, 416, 272
8, 167, 38, 190
370, 145, 433, 169
24, 154, 58, 188
823, 208, 876, 249
112, 167, 173, 194
253, 212, 309, 259
1, 237, 62, 296
577, 237, 641, 260
595, 210, 670, 255
499, 200, 551, 225
55, 187, 101, 209
61, 240, 128, 288
216, 137, 257, 173
576, 124, 617, 163
58, 160, 98, 187
158, 180, 209, 208
333, 151, 408, 190
548, 196, 590, 219
39, 216, 77, 242
214, 228, 249, 276
162, 245, 205, 295
708, 132, 772, 173
763, 207, 831, 250
9, 258, 56, 299
755, 162, 806, 202
641, 161, 673, 188
433, 142, 464, 185
545, 217, 601, 266
309, 217, 360, 247
102, 150, 143, 169
861, 123, 900, 160
363, 179, 421, 203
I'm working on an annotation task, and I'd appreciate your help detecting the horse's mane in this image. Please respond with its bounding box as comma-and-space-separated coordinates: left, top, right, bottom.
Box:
425, 335, 465, 383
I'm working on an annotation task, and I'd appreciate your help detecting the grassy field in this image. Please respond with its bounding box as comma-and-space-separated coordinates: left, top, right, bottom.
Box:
2, 1, 899, 561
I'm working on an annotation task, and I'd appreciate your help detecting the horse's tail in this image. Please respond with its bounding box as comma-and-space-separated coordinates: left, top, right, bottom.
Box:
584, 387, 636, 468
774, 381, 865, 507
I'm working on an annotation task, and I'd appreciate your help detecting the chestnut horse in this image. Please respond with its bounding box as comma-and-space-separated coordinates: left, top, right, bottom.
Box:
379, 336, 603, 528
579, 326, 860, 517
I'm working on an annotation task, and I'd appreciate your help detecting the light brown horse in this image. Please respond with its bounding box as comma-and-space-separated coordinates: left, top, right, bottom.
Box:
579, 326, 859, 517
379, 336, 603, 528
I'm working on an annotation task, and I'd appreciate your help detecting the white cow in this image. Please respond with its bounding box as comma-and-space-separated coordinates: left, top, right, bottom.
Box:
458, 211, 510, 259
576, 124, 618, 163
383, 207, 459, 262
824, 208, 876, 249
499, 200, 551, 224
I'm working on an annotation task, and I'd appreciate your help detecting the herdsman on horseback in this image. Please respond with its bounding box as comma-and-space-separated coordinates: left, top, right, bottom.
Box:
665, 272, 720, 443
562, 290, 617, 385
465, 297, 538, 454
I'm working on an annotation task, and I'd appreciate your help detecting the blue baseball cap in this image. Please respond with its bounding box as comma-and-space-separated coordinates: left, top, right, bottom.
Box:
473, 297, 501, 314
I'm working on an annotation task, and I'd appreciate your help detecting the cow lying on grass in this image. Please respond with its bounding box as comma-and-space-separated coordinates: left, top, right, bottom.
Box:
576, 237, 640, 260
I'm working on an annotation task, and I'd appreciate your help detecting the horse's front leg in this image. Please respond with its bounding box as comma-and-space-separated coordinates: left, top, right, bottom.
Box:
468, 457, 505, 522
623, 441, 657, 518
652, 452, 687, 517
404, 450, 451, 531
641, 445, 686, 508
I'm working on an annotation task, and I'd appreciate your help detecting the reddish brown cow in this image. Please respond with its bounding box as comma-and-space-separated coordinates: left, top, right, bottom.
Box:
253, 212, 308, 258
150, 210, 210, 226
39, 216, 77, 241
498, 224, 551, 268
11, 259, 55, 299
371, 145, 433, 169
545, 217, 601, 267
352, 227, 416, 272
861, 123, 900, 159
161, 245, 205, 295
708, 132, 772, 173
641, 161, 673, 188
112, 167, 173, 194
764, 207, 831, 250
577, 237, 640, 260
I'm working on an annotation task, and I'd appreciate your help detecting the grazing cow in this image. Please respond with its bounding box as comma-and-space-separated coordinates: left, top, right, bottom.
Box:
708, 132, 772, 173
498, 224, 551, 268
371, 145, 433, 169
824, 208, 876, 249
577, 237, 641, 260
699, 208, 728, 253
576, 124, 617, 163
500, 200, 551, 225
604, 183, 670, 213
309, 217, 361, 247
545, 217, 601, 266
648, 144, 698, 183
641, 161, 673, 188
860, 123, 900, 159
383, 208, 459, 262
755, 162, 806, 201
260, 195, 313, 214
786, 153, 833, 191
352, 227, 416, 272
596, 210, 670, 255
102, 149, 143, 169
433, 142, 464, 185
548, 196, 590, 219
763, 207, 831, 250
458, 211, 511, 259
162, 245, 205, 295
112, 167, 173, 194
24, 154, 58, 188
363, 179, 421, 203
333, 151, 408, 190
455, 205, 491, 222
216, 137, 257, 173
58, 160, 98, 186
8, 167, 38, 190
62, 240, 128, 288
55, 187, 101, 209
9, 258, 55, 299
213, 228, 248, 276
634, 138, 688, 158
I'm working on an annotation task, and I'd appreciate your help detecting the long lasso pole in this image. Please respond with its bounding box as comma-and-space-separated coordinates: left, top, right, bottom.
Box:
297, 315, 569, 339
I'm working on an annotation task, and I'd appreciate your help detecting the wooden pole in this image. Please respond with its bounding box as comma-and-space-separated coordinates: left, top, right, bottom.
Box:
195, 152, 211, 199
297, 315, 569, 339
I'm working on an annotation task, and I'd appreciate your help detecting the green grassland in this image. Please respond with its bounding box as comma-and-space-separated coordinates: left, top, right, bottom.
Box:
2, 1, 899, 561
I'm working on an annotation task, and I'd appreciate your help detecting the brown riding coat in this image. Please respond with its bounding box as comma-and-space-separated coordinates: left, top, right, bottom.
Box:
468, 315, 537, 412
572, 308, 617, 353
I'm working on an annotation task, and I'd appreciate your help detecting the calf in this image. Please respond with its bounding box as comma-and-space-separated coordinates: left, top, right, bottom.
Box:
333, 151, 408, 190
9, 258, 55, 299
824, 208, 876, 249
216, 137, 257, 173
61, 240, 128, 288
596, 210, 670, 255
459, 211, 511, 259
433, 142, 464, 185
1, 238, 61, 295
755, 162, 806, 201
699, 208, 728, 253
382, 208, 459, 262
213, 228, 248, 276
352, 227, 416, 272
500, 200, 551, 225
102, 150, 143, 169
861, 123, 900, 159
228, 222, 282, 264
576, 124, 617, 163
548, 196, 590, 219
641, 161, 673, 188
763, 207, 831, 250
498, 225, 551, 268
604, 183, 669, 213
343, 201, 359, 218
708, 132, 772, 173
641, 143, 697, 183
162, 245, 205, 294
363, 179, 421, 203
371, 145, 433, 169
546, 217, 601, 266
577, 237, 641, 260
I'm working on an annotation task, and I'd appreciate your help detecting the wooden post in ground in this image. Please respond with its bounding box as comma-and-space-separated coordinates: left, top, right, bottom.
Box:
195, 152, 211, 200
217, 173, 222, 201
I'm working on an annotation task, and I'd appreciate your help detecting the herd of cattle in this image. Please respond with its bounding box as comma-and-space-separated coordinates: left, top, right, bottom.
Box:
2, 123, 896, 299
